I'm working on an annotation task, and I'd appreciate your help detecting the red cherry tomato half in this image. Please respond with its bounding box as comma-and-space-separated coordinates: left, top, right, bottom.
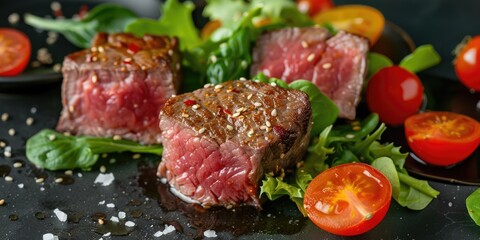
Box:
304, 163, 392, 236
297, 0, 335, 17
366, 66, 424, 126
405, 111, 480, 166
454, 36, 480, 91
0, 28, 31, 76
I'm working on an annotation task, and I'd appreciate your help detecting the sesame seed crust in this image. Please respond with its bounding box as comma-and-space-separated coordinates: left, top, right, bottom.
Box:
160, 80, 312, 149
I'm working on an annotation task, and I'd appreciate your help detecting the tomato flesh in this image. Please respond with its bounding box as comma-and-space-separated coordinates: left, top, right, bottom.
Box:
304, 163, 392, 236
313, 5, 385, 46
405, 111, 480, 166
0, 28, 31, 76
366, 66, 424, 126
454, 36, 480, 91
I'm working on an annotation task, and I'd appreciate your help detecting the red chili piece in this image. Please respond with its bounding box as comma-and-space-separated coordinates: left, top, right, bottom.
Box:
127, 43, 142, 54
184, 99, 197, 106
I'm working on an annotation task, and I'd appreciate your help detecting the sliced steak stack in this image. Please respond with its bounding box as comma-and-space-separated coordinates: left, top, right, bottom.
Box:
57, 33, 181, 144
157, 80, 312, 208
251, 27, 369, 120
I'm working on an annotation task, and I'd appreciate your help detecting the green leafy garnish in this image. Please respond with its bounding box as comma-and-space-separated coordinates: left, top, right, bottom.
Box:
205, 8, 260, 84
125, 0, 201, 51
467, 188, 480, 226
399, 44, 442, 73
203, 0, 311, 42
260, 113, 439, 214
288, 80, 338, 136
252, 73, 338, 137
25, 4, 138, 48
367, 52, 394, 79
26, 129, 163, 171
372, 157, 439, 210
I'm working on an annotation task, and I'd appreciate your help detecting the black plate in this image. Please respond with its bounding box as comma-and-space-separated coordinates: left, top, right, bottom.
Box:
1, 1, 480, 239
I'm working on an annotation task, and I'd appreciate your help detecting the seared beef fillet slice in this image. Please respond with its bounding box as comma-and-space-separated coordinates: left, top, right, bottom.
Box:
158, 80, 312, 208
57, 33, 181, 144
251, 27, 369, 120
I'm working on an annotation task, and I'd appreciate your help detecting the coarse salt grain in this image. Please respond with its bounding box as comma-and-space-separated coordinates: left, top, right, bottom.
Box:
5, 176, 13, 182
125, 221, 135, 227
18, 183, 24, 189
4, 151, 12, 158
106, 203, 115, 208
53, 208, 67, 222
204, 230, 217, 238
154, 224, 176, 237
118, 211, 126, 219
103, 232, 111, 237
110, 216, 119, 222
98, 200, 105, 205
94, 173, 115, 186
43, 233, 59, 240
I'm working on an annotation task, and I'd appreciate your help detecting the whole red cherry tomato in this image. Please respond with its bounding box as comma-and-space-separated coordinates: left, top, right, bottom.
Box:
366, 66, 424, 126
454, 36, 480, 91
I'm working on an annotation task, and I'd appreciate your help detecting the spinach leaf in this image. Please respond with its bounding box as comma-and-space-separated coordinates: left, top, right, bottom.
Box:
125, 0, 200, 51
252, 72, 289, 88
371, 157, 402, 199
289, 80, 339, 136
25, 4, 138, 48
466, 188, 480, 226
26, 129, 162, 171
367, 52, 393, 80
399, 44, 442, 73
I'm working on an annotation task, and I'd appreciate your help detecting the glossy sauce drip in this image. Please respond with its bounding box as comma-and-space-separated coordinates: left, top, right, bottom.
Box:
137, 160, 306, 237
